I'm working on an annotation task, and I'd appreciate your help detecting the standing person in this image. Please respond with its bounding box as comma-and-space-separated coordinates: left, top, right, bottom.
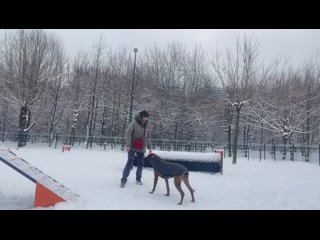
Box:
120, 110, 152, 188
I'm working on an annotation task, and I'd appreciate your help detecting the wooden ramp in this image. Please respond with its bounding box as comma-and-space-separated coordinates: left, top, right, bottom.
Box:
0, 148, 79, 208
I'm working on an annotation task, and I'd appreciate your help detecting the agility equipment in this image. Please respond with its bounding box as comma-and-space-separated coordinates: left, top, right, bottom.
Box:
134, 150, 223, 174
0, 148, 79, 208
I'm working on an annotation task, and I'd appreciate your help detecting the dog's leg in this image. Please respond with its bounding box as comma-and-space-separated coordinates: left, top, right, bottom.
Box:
182, 172, 195, 203
149, 170, 160, 194
165, 179, 170, 196
174, 175, 185, 205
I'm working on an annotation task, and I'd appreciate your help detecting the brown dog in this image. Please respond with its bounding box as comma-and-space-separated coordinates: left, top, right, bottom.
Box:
146, 153, 195, 205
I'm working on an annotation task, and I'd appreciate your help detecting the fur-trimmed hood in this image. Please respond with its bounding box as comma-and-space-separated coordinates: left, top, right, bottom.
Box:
134, 113, 149, 128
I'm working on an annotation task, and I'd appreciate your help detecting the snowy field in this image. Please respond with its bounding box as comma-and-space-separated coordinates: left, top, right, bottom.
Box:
1, 144, 320, 210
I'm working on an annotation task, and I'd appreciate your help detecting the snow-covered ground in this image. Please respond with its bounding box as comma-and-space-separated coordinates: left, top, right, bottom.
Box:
1, 144, 320, 210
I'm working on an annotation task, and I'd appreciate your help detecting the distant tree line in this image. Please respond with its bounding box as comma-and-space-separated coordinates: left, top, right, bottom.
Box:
0, 30, 320, 163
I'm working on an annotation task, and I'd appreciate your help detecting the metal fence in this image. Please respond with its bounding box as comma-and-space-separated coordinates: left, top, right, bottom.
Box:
1, 133, 319, 165
1, 133, 214, 152
223, 143, 320, 165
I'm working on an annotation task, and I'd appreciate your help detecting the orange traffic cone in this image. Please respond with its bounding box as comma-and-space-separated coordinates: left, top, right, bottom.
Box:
34, 182, 65, 208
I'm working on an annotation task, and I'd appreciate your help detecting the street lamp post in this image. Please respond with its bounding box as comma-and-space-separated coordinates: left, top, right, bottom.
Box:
129, 48, 138, 124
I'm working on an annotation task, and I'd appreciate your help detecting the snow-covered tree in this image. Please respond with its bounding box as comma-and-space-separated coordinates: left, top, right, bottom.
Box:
210, 35, 263, 164
0, 29, 65, 147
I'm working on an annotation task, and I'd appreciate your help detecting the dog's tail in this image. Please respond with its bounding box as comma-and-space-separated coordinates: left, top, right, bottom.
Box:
183, 172, 195, 193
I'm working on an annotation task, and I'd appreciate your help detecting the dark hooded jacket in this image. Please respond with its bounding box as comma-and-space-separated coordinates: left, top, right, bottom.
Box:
147, 153, 188, 179
125, 113, 151, 153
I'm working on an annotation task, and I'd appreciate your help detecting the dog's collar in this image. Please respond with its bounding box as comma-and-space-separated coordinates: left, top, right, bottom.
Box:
147, 153, 155, 159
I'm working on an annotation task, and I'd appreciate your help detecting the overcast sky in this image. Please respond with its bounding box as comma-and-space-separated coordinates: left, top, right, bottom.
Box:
2, 29, 320, 67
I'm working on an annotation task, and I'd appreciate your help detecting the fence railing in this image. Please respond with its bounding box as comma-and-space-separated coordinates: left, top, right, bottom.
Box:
1, 133, 319, 165
223, 143, 320, 165
1, 133, 215, 152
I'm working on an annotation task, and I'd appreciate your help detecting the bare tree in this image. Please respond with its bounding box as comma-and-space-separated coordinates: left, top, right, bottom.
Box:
86, 36, 104, 149
43, 50, 67, 147
0, 29, 65, 147
102, 47, 131, 138
210, 35, 262, 164
67, 52, 90, 145
300, 57, 320, 161
242, 59, 320, 159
